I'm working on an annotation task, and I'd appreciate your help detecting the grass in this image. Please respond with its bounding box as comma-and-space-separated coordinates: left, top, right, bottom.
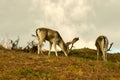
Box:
0, 47, 120, 80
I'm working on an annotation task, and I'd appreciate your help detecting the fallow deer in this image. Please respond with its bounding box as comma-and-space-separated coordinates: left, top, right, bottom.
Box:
36, 28, 70, 56
95, 35, 113, 61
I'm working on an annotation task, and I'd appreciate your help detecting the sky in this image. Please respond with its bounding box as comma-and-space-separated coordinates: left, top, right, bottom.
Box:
0, 0, 120, 53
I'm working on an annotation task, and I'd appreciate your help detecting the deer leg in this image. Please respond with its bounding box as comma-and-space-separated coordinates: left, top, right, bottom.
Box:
105, 53, 107, 61
58, 42, 68, 56
37, 41, 42, 54
37, 41, 40, 54
63, 50, 68, 56
102, 50, 106, 61
37, 38, 44, 55
102, 48, 107, 61
53, 42, 58, 56
97, 49, 99, 61
105, 50, 107, 61
48, 42, 52, 56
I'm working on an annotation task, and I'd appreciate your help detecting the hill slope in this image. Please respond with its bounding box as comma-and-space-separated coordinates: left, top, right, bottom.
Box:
0, 48, 120, 80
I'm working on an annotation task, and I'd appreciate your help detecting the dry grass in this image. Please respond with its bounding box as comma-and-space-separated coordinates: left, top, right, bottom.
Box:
0, 47, 120, 80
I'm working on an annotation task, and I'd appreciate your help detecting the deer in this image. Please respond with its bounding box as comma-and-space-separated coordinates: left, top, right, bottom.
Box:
95, 35, 113, 61
36, 27, 70, 56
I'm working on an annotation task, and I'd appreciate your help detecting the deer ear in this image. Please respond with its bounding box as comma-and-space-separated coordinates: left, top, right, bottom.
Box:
72, 37, 79, 42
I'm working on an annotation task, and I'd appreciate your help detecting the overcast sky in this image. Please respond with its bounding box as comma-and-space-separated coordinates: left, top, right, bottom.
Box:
0, 0, 120, 53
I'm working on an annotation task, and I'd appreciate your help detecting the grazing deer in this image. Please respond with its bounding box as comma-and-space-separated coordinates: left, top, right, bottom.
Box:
95, 35, 113, 61
36, 28, 70, 56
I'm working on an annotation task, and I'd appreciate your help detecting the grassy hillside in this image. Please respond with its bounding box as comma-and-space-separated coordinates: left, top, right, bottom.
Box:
0, 47, 120, 80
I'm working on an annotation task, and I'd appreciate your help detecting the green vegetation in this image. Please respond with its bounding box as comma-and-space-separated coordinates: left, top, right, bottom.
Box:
0, 47, 120, 80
